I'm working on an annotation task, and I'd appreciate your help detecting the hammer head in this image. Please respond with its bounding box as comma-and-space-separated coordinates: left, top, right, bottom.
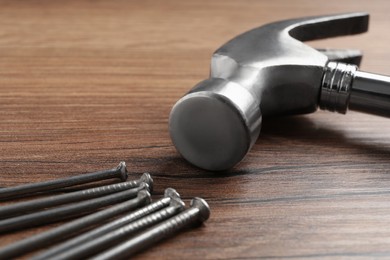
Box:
169, 13, 369, 171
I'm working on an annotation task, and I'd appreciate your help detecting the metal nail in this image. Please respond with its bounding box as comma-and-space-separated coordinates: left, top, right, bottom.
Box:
0, 183, 149, 234
0, 162, 128, 200
33, 188, 179, 260
48, 191, 185, 260
0, 190, 151, 260
0, 173, 152, 219
92, 197, 210, 260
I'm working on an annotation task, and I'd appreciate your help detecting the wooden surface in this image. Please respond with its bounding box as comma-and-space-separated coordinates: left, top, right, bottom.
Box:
1, 0, 390, 259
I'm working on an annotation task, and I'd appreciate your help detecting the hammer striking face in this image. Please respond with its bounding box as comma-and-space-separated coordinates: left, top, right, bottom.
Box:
169, 13, 380, 171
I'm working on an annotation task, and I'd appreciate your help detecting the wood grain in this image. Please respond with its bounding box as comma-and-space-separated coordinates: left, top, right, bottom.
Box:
0, 0, 389, 259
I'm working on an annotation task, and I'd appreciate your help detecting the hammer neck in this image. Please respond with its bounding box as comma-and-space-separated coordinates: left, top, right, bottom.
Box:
319, 61, 357, 114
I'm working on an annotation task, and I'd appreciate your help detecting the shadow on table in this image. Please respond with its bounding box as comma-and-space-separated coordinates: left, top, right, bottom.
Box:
260, 115, 390, 156
153, 114, 389, 181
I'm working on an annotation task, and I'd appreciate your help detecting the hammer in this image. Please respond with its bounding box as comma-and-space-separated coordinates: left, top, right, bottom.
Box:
169, 13, 390, 171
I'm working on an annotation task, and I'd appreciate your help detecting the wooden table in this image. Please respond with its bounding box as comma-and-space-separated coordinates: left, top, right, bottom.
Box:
1, 0, 389, 259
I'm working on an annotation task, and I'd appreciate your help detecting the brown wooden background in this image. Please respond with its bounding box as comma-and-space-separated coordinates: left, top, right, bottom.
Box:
1, 0, 390, 259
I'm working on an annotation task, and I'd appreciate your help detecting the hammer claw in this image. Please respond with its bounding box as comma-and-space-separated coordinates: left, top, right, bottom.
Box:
288, 12, 369, 42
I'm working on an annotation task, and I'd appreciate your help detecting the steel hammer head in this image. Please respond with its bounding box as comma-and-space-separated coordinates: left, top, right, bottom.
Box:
169, 13, 369, 171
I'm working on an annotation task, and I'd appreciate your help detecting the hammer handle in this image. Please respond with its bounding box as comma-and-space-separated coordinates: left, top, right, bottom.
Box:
350, 71, 390, 117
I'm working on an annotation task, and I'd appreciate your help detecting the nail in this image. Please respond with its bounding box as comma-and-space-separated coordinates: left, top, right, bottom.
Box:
0, 183, 149, 234
33, 188, 179, 260
92, 197, 210, 260
48, 192, 185, 260
0, 190, 151, 260
0, 162, 128, 200
0, 173, 152, 219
